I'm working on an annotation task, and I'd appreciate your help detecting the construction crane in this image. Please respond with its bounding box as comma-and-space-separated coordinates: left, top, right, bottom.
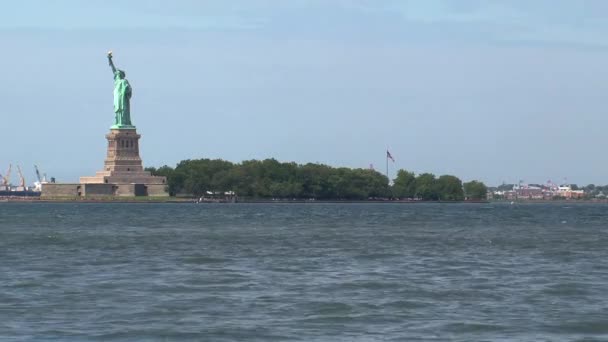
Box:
17, 165, 25, 188
33, 165, 49, 191
2, 164, 11, 186
34, 165, 42, 183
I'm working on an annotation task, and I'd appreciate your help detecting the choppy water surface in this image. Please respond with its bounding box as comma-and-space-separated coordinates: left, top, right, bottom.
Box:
1, 202, 608, 341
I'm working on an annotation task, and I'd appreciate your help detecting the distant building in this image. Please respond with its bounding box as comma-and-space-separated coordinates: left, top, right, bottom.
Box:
491, 183, 585, 200
556, 185, 584, 199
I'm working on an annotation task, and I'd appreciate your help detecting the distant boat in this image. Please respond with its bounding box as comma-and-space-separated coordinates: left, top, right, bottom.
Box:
0, 189, 41, 197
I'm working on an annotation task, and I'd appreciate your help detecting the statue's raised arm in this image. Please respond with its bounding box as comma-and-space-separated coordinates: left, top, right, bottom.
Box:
108, 51, 117, 74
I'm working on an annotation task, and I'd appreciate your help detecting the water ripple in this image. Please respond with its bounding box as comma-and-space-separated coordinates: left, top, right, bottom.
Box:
1, 202, 608, 340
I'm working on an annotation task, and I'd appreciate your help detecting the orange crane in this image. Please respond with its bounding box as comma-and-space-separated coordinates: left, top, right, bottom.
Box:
17, 165, 25, 188
1, 164, 11, 186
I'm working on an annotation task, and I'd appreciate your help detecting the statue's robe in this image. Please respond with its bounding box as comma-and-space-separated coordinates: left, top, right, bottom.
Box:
113, 72, 132, 126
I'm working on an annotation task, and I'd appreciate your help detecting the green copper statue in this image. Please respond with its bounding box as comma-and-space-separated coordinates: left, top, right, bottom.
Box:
107, 51, 134, 129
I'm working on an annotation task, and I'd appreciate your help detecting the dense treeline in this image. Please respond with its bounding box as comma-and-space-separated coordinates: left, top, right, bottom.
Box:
146, 158, 487, 201
391, 169, 487, 201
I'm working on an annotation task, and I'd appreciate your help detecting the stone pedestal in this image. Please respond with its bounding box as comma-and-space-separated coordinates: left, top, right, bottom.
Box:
79, 128, 168, 196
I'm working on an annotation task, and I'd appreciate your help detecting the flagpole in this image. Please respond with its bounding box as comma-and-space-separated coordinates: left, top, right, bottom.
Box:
386, 149, 389, 181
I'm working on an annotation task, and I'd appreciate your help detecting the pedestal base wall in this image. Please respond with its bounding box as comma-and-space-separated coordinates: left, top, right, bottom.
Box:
41, 183, 169, 198
71, 127, 169, 197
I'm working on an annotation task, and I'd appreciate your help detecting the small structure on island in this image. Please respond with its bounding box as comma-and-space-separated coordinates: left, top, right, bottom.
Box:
42, 52, 168, 198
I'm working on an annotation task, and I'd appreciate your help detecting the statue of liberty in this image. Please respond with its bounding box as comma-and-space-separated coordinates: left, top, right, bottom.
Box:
107, 51, 134, 128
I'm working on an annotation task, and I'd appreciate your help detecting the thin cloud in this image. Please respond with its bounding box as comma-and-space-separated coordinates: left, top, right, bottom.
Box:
3, 0, 605, 48
338, 0, 608, 48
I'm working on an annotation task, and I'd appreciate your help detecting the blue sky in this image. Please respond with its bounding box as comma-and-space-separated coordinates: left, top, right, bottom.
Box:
1, 1, 607, 186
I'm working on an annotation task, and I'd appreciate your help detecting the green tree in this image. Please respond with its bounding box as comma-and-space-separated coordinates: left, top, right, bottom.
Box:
392, 169, 416, 199
415, 173, 438, 200
436, 175, 464, 201
463, 180, 488, 200
362, 169, 390, 198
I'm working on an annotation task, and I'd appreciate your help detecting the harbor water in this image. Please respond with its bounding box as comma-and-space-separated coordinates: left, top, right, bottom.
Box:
1, 202, 607, 341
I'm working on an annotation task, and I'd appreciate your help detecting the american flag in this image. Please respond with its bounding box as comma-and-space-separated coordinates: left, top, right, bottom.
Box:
386, 150, 395, 162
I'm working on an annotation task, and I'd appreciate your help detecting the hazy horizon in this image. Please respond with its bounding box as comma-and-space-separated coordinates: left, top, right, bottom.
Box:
1, 1, 608, 186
